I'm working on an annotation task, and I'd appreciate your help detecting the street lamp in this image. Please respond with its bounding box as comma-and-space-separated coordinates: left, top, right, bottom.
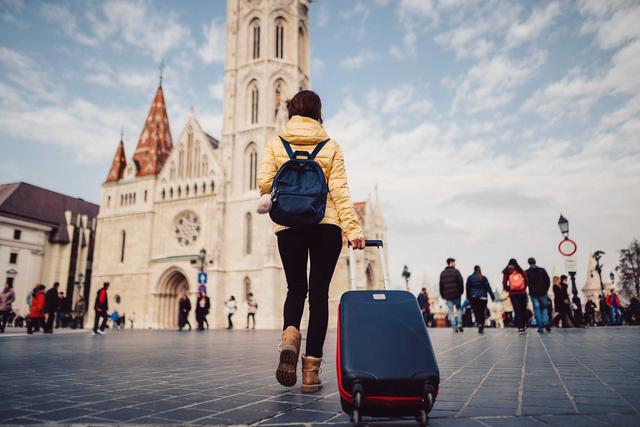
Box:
558, 214, 569, 239
593, 250, 606, 297
401, 265, 411, 291
609, 272, 615, 285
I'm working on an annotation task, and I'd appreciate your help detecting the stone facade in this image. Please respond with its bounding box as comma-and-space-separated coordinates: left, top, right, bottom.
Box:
91, 0, 386, 330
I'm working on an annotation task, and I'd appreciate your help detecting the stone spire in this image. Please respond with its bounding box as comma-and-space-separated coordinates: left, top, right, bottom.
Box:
132, 85, 173, 177
105, 138, 127, 183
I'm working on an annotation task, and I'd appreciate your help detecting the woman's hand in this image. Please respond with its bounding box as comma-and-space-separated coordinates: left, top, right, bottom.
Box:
350, 237, 366, 250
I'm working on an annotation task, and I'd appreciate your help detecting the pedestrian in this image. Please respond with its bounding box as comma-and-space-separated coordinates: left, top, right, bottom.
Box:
584, 298, 597, 326
225, 296, 237, 329
628, 296, 640, 325
606, 289, 621, 325
466, 266, 495, 334
553, 275, 574, 327
525, 257, 552, 333
502, 259, 528, 335
27, 285, 46, 334
0, 282, 16, 333
93, 282, 109, 335
571, 294, 585, 327
417, 288, 431, 327
195, 292, 210, 331
500, 289, 513, 327
246, 292, 258, 329
598, 293, 609, 325
439, 258, 465, 333
178, 292, 192, 331
74, 296, 86, 329
55, 291, 66, 328
44, 282, 60, 333
256, 90, 365, 393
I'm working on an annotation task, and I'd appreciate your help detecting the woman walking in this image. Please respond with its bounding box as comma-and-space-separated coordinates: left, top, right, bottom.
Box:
466, 266, 495, 334
0, 282, 15, 333
257, 90, 364, 393
178, 292, 192, 331
554, 275, 575, 328
502, 259, 528, 334
225, 296, 237, 330
195, 292, 210, 331
27, 284, 46, 334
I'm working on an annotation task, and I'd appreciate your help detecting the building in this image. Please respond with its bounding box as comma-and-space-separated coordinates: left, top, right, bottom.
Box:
91, 0, 386, 330
0, 182, 99, 317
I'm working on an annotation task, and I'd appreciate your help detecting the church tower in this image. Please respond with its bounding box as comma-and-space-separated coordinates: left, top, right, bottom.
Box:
216, 0, 311, 328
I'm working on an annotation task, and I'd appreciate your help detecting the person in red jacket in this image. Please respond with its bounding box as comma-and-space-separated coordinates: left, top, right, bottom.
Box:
28, 284, 46, 334
502, 259, 528, 335
93, 282, 110, 335
605, 289, 621, 325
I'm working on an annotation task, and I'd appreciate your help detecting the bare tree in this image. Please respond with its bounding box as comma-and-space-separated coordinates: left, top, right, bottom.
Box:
616, 239, 640, 299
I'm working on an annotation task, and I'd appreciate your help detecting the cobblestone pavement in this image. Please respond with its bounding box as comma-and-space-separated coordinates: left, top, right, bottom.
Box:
1, 327, 639, 426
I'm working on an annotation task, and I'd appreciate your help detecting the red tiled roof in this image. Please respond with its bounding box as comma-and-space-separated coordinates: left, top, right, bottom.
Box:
132, 85, 173, 176
105, 140, 127, 183
0, 182, 99, 244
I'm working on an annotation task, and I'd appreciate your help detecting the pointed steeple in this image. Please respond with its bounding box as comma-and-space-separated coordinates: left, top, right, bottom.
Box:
132, 84, 173, 177
105, 138, 127, 183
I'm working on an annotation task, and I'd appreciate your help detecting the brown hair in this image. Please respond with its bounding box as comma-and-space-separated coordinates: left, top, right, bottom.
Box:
287, 90, 323, 123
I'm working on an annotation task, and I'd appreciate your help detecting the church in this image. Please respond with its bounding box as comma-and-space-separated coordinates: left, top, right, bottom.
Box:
91, 0, 387, 330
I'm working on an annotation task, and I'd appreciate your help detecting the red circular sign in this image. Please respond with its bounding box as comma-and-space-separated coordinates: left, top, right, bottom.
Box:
558, 239, 577, 256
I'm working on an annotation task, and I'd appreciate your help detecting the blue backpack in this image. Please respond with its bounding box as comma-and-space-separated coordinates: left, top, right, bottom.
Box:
270, 136, 329, 227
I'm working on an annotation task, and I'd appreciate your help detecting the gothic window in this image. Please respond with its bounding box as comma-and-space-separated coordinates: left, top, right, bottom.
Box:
187, 132, 193, 178
274, 79, 286, 120
178, 149, 184, 178
170, 161, 176, 180
186, 185, 189, 196
144, 190, 147, 202
202, 182, 206, 193
178, 186, 182, 197
107, 196, 111, 207
249, 81, 259, 124
245, 212, 252, 255
120, 194, 123, 206
194, 184, 198, 195
195, 145, 201, 177
298, 26, 308, 73
250, 18, 260, 59
162, 189, 166, 200
202, 157, 208, 176
170, 188, 174, 198
275, 17, 285, 59
245, 142, 258, 191
120, 230, 126, 263
133, 193, 136, 204
210, 180, 215, 193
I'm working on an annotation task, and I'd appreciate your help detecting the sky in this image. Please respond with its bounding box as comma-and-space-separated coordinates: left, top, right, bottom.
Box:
1, 0, 639, 294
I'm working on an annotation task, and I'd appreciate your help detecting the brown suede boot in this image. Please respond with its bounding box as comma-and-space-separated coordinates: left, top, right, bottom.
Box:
301, 355, 323, 393
276, 326, 301, 387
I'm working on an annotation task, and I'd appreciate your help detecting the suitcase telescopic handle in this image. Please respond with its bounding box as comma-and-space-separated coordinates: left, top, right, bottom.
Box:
347, 240, 390, 291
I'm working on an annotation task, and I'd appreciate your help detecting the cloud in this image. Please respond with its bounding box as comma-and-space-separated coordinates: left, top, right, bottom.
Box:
451, 51, 546, 114
1, 0, 27, 29
579, 0, 640, 49
208, 77, 224, 101
82, 59, 157, 93
341, 50, 376, 70
390, 31, 417, 60
197, 18, 225, 64
506, 2, 561, 48
41, 4, 99, 46
0, 47, 63, 102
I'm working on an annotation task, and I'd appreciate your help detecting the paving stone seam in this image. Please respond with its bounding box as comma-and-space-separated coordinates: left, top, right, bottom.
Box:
549, 334, 640, 416
516, 332, 529, 416
536, 332, 579, 414
441, 331, 510, 384
434, 332, 487, 357
454, 332, 519, 418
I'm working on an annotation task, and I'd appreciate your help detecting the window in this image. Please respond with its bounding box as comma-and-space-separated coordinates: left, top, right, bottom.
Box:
187, 132, 193, 178
120, 230, 126, 263
245, 143, 258, 191
9, 252, 18, 264
170, 188, 174, 198
13, 229, 21, 240
298, 26, 308, 73
210, 181, 215, 193
186, 185, 189, 196
162, 189, 166, 200
179, 149, 184, 178
144, 190, 148, 202
250, 18, 260, 59
194, 184, 198, 195
275, 18, 285, 59
202, 182, 206, 193
245, 212, 252, 255
107, 196, 111, 207
6, 277, 13, 287
250, 82, 259, 124
178, 186, 182, 197
274, 79, 285, 120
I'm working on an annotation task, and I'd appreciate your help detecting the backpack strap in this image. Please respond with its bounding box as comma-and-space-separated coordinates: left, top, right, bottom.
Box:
309, 139, 330, 160
279, 136, 296, 159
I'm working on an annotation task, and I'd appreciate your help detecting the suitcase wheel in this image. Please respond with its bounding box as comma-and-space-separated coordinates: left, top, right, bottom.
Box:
351, 409, 361, 426
416, 409, 428, 426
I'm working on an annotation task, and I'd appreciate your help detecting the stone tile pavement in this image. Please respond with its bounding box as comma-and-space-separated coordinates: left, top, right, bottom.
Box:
1, 327, 639, 426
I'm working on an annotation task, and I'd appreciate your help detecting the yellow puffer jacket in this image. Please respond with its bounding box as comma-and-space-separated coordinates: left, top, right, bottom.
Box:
257, 115, 364, 241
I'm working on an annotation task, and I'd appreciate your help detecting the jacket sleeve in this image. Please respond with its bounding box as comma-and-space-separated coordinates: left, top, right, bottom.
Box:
543, 270, 550, 294
257, 140, 278, 196
439, 272, 444, 298
485, 278, 495, 301
457, 271, 464, 295
328, 144, 363, 241
465, 277, 470, 301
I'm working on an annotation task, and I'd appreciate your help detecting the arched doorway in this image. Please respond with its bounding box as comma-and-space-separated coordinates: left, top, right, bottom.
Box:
155, 269, 189, 329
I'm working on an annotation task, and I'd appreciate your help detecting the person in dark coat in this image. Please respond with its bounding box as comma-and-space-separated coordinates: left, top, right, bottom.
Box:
553, 275, 574, 328
93, 282, 109, 335
0, 282, 15, 333
417, 288, 431, 327
525, 257, 551, 333
44, 282, 60, 333
28, 285, 46, 334
178, 292, 192, 331
195, 292, 210, 331
466, 265, 495, 334
584, 298, 596, 326
439, 258, 464, 333
502, 259, 528, 334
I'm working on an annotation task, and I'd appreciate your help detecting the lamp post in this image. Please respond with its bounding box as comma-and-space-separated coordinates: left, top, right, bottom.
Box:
593, 250, 606, 297
198, 248, 206, 273
557, 214, 578, 297
402, 265, 411, 291
609, 272, 615, 285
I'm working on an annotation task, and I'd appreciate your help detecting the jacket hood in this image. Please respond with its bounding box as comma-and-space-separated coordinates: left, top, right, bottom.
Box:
279, 115, 329, 145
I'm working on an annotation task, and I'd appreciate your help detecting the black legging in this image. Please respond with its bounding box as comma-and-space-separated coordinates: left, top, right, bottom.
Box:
470, 298, 487, 328
93, 310, 108, 332
277, 224, 342, 358
510, 294, 528, 330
